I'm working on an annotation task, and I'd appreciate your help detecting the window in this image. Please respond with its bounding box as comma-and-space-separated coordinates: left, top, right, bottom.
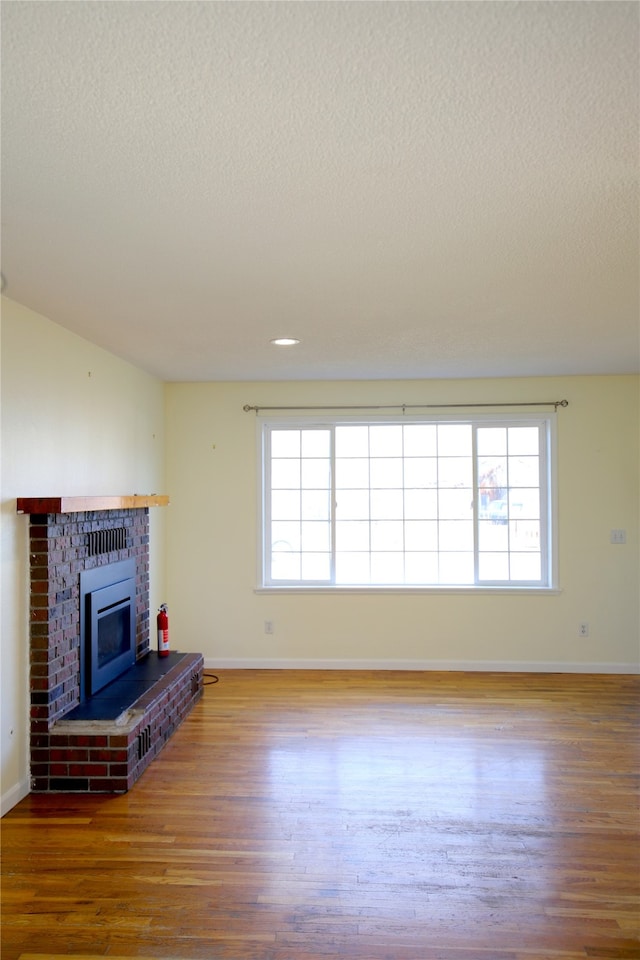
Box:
260, 415, 555, 590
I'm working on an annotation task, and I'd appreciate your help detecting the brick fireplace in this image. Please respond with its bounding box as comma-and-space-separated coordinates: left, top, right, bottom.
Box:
18, 496, 203, 794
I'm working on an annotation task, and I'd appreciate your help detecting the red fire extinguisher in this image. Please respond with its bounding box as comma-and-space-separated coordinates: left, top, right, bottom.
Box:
157, 603, 170, 657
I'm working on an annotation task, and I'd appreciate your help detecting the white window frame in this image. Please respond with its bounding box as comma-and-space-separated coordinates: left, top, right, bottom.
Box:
257, 412, 558, 593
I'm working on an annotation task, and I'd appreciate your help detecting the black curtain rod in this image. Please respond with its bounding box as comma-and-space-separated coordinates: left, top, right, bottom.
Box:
243, 400, 569, 414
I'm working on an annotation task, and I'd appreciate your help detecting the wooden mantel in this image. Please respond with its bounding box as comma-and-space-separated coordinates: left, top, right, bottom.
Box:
17, 495, 169, 514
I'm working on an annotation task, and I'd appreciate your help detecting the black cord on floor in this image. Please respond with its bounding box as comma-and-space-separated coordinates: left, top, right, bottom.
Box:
203, 672, 219, 686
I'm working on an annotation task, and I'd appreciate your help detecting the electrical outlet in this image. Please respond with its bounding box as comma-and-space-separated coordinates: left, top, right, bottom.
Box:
578, 622, 589, 638
610, 529, 627, 544
264, 620, 274, 635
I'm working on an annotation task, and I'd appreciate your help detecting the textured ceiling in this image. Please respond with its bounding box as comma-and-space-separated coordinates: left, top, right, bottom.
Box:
1, 0, 638, 382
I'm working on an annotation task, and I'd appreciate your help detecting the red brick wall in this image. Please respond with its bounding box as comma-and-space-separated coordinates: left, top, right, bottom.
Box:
28, 508, 151, 733
23, 508, 205, 794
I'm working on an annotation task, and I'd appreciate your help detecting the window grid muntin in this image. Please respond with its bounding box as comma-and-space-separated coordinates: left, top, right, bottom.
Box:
267, 425, 333, 585
474, 422, 546, 586
263, 416, 551, 588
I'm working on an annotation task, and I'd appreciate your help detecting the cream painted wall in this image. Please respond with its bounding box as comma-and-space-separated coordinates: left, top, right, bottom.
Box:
165, 377, 639, 672
1, 297, 166, 814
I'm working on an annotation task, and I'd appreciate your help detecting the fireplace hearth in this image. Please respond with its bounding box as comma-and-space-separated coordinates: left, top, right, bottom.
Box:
18, 496, 203, 794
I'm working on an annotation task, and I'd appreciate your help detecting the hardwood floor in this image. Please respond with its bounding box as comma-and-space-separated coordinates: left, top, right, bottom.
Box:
2, 670, 639, 960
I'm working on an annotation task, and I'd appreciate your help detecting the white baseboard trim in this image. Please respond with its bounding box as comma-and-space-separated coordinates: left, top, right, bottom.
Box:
1, 778, 30, 818
204, 657, 639, 674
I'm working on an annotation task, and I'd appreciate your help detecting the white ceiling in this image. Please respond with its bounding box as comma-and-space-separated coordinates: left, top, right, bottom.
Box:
1, 1, 638, 383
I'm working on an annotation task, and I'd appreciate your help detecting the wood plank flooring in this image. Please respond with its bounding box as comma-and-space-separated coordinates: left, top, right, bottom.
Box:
2, 670, 639, 960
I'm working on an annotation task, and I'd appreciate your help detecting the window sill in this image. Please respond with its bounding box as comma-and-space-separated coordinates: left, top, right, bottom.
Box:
255, 585, 562, 596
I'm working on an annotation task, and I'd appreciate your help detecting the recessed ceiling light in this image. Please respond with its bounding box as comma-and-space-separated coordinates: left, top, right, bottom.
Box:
270, 338, 300, 346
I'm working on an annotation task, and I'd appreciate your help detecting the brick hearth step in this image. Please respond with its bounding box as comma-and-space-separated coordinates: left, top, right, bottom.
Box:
33, 651, 203, 794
